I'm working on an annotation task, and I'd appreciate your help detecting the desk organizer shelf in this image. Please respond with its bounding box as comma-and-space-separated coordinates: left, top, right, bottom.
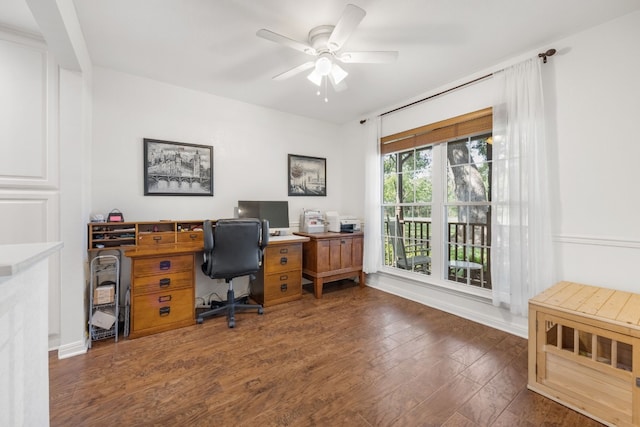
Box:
88, 220, 205, 250
528, 281, 640, 427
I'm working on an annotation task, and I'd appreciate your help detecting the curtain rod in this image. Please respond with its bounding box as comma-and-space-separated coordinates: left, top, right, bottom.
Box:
368, 48, 556, 121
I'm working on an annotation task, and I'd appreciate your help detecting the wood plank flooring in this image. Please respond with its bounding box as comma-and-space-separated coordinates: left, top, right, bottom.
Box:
49, 281, 605, 426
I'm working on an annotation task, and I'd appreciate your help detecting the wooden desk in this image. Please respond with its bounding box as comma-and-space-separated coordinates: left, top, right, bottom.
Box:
124, 235, 309, 338
294, 231, 365, 298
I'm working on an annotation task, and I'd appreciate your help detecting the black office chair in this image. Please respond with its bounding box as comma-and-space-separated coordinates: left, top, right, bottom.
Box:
197, 218, 269, 328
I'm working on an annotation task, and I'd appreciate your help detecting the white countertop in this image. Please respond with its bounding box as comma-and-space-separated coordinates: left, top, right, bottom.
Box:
268, 234, 309, 242
0, 242, 64, 277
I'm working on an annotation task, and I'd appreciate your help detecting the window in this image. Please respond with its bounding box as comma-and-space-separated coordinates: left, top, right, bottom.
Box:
381, 109, 493, 292
445, 135, 492, 289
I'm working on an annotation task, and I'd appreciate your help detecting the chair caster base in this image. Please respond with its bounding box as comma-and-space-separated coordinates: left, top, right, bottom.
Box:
196, 317, 203, 324
258, 307, 264, 315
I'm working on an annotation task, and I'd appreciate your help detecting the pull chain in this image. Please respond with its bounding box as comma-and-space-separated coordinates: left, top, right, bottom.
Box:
314, 76, 330, 103
324, 76, 328, 103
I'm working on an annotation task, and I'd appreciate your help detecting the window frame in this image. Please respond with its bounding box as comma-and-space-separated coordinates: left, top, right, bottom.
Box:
380, 108, 493, 297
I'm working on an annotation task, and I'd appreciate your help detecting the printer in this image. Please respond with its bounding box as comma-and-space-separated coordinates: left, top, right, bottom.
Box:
300, 209, 325, 233
326, 211, 361, 233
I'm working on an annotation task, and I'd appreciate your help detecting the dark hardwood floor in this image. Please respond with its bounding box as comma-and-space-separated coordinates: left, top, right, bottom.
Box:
49, 281, 604, 426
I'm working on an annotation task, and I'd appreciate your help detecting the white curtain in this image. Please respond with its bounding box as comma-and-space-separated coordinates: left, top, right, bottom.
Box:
491, 58, 555, 315
363, 117, 382, 273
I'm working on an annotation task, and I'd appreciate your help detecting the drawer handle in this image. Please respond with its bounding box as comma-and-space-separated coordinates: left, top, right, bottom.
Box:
159, 306, 171, 316
280, 257, 288, 265
637, 377, 640, 388
280, 284, 288, 292
341, 240, 346, 244
280, 275, 288, 281
189, 233, 198, 239
159, 260, 171, 270
158, 295, 172, 303
159, 278, 171, 287
279, 248, 288, 254
153, 236, 162, 241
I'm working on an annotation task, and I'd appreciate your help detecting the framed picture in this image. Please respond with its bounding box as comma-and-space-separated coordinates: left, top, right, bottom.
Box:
143, 138, 213, 196
288, 154, 326, 196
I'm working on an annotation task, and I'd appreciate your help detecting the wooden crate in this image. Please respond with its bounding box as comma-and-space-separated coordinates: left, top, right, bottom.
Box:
528, 281, 640, 427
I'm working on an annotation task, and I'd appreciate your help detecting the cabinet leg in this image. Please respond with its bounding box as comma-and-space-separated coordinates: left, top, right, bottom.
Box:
358, 271, 365, 288
313, 279, 324, 299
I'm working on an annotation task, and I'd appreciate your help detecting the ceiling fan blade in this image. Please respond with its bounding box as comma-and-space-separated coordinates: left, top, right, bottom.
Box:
327, 4, 366, 51
256, 29, 317, 55
273, 61, 315, 81
338, 51, 399, 63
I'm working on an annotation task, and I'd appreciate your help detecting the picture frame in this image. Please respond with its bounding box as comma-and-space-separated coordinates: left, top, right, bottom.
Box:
143, 138, 213, 196
288, 154, 326, 196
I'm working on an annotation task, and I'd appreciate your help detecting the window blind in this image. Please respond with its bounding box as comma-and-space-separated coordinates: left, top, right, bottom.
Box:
380, 107, 493, 154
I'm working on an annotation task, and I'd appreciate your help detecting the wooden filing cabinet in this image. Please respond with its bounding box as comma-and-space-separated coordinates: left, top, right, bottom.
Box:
528, 281, 640, 427
294, 231, 365, 298
126, 247, 197, 339
251, 239, 306, 307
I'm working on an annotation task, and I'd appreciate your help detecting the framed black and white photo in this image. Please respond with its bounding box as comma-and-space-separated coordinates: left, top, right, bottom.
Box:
288, 154, 326, 196
144, 138, 213, 196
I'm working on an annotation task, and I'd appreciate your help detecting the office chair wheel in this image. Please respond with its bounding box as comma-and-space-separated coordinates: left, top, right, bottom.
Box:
258, 307, 264, 315
196, 317, 203, 324
228, 319, 235, 328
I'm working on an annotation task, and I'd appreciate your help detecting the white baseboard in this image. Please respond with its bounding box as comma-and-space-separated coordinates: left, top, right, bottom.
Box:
56, 339, 88, 359
48, 333, 60, 351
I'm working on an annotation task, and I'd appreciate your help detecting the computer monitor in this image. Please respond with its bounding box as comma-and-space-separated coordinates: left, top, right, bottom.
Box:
237, 200, 290, 236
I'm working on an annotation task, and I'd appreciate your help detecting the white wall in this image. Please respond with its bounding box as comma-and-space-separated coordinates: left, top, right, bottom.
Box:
91, 67, 346, 300
58, 68, 91, 358
551, 11, 640, 291
345, 10, 640, 336
0, 28, 63, 347
26, 0, 95, 358
92, 67, 345, 221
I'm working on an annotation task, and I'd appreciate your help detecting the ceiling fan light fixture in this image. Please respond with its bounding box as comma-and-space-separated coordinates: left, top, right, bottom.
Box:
331, 63, 348, 84
307, 69, 323, 86
315, 55, 333, 76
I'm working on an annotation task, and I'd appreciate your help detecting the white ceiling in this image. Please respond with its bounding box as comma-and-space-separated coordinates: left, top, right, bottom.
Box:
4, 0, 640, 124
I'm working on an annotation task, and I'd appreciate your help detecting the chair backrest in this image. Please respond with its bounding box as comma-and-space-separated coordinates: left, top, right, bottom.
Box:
201, 218, 269, 280
387, 217, 407, 262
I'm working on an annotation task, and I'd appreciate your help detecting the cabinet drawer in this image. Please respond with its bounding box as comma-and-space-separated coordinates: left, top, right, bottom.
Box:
132, 288, 193, 331
264, 271, 302, 301
132, 270, 193, 295
138, 232, 175, 245
132, 254, 193, 277
176, 231, 203, 243
264, 244, 302, 273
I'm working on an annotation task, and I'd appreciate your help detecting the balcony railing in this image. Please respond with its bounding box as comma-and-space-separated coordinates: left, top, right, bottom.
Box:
384, 218, 492, 289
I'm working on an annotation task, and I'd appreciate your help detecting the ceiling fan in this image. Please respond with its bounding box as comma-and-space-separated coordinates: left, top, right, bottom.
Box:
256, 4, 398, 98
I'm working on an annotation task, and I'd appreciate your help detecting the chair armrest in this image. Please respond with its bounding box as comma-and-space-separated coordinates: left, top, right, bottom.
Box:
260, 219, 269, 250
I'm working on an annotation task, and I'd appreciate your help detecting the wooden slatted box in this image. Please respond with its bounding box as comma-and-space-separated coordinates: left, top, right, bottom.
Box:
528, 281, 640, 427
